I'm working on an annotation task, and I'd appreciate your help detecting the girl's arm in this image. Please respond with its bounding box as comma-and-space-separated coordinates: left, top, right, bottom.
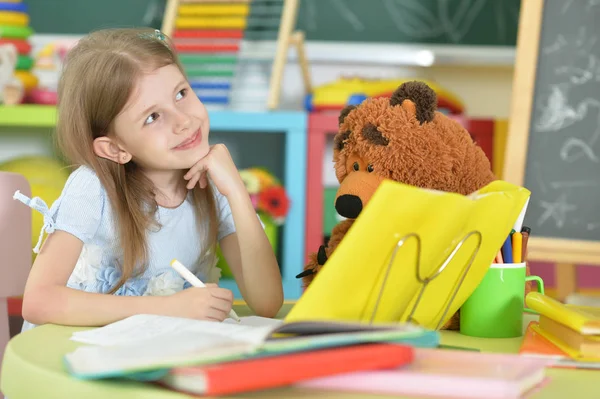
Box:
23, 231, 233, 326
219, 190, 283, 317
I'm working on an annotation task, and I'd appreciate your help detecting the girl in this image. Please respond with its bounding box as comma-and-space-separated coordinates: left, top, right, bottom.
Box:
14, 28, 283, 331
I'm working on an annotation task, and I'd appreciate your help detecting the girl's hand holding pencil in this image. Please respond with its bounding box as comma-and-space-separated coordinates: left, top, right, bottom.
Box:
166, 259, 238, 322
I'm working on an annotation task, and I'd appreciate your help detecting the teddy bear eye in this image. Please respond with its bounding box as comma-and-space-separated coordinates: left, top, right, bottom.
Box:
367, 164, 374, 173
353, 162, 359, 171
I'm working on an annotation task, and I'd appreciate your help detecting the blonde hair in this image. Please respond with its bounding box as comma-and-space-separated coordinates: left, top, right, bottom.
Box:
56, 28, 218, 293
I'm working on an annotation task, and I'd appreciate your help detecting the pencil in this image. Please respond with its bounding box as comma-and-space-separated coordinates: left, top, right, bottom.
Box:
501, 234, 513, 264
512, 232, 522, 263
495, 249, 503, 264
170, 259, 241, 322
521, 226, 530, 261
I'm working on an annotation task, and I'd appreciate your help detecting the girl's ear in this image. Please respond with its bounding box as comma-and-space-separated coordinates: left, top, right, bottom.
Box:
93, 136, 131, 164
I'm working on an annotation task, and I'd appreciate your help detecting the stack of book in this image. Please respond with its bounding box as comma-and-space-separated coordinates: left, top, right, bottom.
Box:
520, 292, 600, 368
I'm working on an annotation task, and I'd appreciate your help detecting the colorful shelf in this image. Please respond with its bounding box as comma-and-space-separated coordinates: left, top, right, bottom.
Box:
0, 105, 56, 128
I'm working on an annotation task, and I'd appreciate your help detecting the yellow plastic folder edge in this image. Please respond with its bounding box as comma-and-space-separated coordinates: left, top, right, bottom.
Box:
526, 292, 600, 335
285, 179, 531, 330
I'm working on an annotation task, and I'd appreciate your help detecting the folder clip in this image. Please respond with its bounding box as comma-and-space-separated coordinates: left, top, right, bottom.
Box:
370, 230, 483, 330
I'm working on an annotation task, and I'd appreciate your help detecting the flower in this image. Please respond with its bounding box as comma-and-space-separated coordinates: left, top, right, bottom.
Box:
96, 265, 147, 296
144, 271, 186, 296
96, 266, 122, 294
258, 186, 290, 222
68, 244, 104, 291
115, 278, 148, 297
248, 167, 278, 189
249, 193, 259, 208
239, 170, 261, 194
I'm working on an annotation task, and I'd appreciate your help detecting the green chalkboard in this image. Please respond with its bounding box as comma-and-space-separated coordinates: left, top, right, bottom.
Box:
26, 0, 520, 46
27, 0, 163, 34
295, 0, 521, 45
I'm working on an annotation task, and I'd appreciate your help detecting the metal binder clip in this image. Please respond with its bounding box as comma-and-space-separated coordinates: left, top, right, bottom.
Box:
369, 230, 482, 329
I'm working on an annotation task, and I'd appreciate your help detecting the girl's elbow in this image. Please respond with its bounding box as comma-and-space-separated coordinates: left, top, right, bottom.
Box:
255, 290, 283, 318
21, 288, 58, 325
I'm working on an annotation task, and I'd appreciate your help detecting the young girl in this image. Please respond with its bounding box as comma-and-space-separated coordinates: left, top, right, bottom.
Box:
14, 28, 283, 331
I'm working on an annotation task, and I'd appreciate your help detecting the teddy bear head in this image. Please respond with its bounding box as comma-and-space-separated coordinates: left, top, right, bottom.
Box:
332, 80, 496, 219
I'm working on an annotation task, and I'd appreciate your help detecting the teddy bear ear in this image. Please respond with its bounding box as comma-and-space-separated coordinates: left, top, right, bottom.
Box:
338, 105, 356, 126
389, 81, 437, 124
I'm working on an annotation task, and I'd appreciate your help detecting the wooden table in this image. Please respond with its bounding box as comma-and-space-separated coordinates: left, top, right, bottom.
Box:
1, 304, 598, 398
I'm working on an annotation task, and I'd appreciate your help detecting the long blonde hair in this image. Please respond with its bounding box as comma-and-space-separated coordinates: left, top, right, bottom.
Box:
56, 28, 218, 293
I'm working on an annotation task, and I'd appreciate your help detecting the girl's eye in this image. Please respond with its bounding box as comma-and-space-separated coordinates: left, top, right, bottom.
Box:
176, 88, 187, 101
353, 162, 359, 171
145, 112, 159, 125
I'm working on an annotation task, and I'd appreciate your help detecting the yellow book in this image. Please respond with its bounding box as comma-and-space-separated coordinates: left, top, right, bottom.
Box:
532, 324, 600, 362
539, 316, 600, 358
526, 292, 600, 334
285, 179, 530, 330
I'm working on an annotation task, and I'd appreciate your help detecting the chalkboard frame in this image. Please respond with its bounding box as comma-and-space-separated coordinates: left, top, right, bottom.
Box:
504, 0, 600, 267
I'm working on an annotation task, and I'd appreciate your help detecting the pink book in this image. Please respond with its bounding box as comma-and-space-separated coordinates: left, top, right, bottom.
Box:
298, 348, 551, 399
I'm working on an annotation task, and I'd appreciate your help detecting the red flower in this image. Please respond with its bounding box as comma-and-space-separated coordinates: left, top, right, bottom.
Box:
258, 186, 290, 219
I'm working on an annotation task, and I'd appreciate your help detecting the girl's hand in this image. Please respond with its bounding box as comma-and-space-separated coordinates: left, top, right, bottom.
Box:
167, 284, 234, 321
184, 144, 246, 198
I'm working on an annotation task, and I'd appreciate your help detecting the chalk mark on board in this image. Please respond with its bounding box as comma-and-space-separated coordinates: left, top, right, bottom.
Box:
556, 54, 596, 85
533, 162, 548, 194
560, 137, 600, 163
535, 85, 581, 132
303, 0, 318, 31
543, 35, 567, 55
550, 180, 600, 189
562, 0, 575, 14
438, 0, 488, 43
537, 193, 577, 229
331, 0, 365, 32
587, 223, 600, 231
382, 0, 444, 39
494, 1, 506, 42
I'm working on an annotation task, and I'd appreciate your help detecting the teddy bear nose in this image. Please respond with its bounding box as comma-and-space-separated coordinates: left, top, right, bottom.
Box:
335, 195, 363, 219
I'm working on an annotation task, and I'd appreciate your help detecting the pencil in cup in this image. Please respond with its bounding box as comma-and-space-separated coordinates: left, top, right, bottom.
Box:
170, 259, 241, 322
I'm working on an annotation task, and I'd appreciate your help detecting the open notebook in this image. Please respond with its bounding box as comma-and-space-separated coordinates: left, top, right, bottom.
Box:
64, 314, 439, 379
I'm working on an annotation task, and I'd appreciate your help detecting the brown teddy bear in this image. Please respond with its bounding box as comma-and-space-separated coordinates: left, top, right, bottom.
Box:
297, 80, 530, 330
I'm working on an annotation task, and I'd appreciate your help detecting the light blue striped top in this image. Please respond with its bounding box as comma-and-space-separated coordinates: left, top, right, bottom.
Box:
15, 165, 238, 331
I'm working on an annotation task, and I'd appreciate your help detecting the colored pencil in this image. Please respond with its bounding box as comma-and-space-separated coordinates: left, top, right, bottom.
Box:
521, 226, 530, 261
512, 232, 522, 263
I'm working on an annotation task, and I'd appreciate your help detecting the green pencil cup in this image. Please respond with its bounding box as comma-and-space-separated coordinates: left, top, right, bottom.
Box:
460, 262, 544, 338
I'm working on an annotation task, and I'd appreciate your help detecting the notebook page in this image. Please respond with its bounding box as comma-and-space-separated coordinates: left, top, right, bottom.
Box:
224, 316, 284, 328
71, 314, 276, 347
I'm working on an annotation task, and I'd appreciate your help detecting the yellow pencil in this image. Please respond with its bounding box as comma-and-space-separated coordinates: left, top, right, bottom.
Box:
512, 232, 522, 263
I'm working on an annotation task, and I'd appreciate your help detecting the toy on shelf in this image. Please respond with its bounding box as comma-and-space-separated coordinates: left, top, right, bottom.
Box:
0, 0, 38, 104
28, 38, 78, 105
161, 0, 311, 111
305, 77, 465, 116
219, 167, 290, 278
161, 0, 252, 110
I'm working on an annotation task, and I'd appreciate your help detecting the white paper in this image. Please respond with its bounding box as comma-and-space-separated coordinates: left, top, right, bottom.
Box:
224, 316, 284, 328
70, 314, 278, 347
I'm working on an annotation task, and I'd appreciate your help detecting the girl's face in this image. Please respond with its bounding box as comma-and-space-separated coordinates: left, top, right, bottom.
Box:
111, 64, 210, 172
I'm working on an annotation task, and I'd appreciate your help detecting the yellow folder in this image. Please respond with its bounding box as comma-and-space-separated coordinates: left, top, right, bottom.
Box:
285, 179, 530, 330
526, 292, 600, 335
